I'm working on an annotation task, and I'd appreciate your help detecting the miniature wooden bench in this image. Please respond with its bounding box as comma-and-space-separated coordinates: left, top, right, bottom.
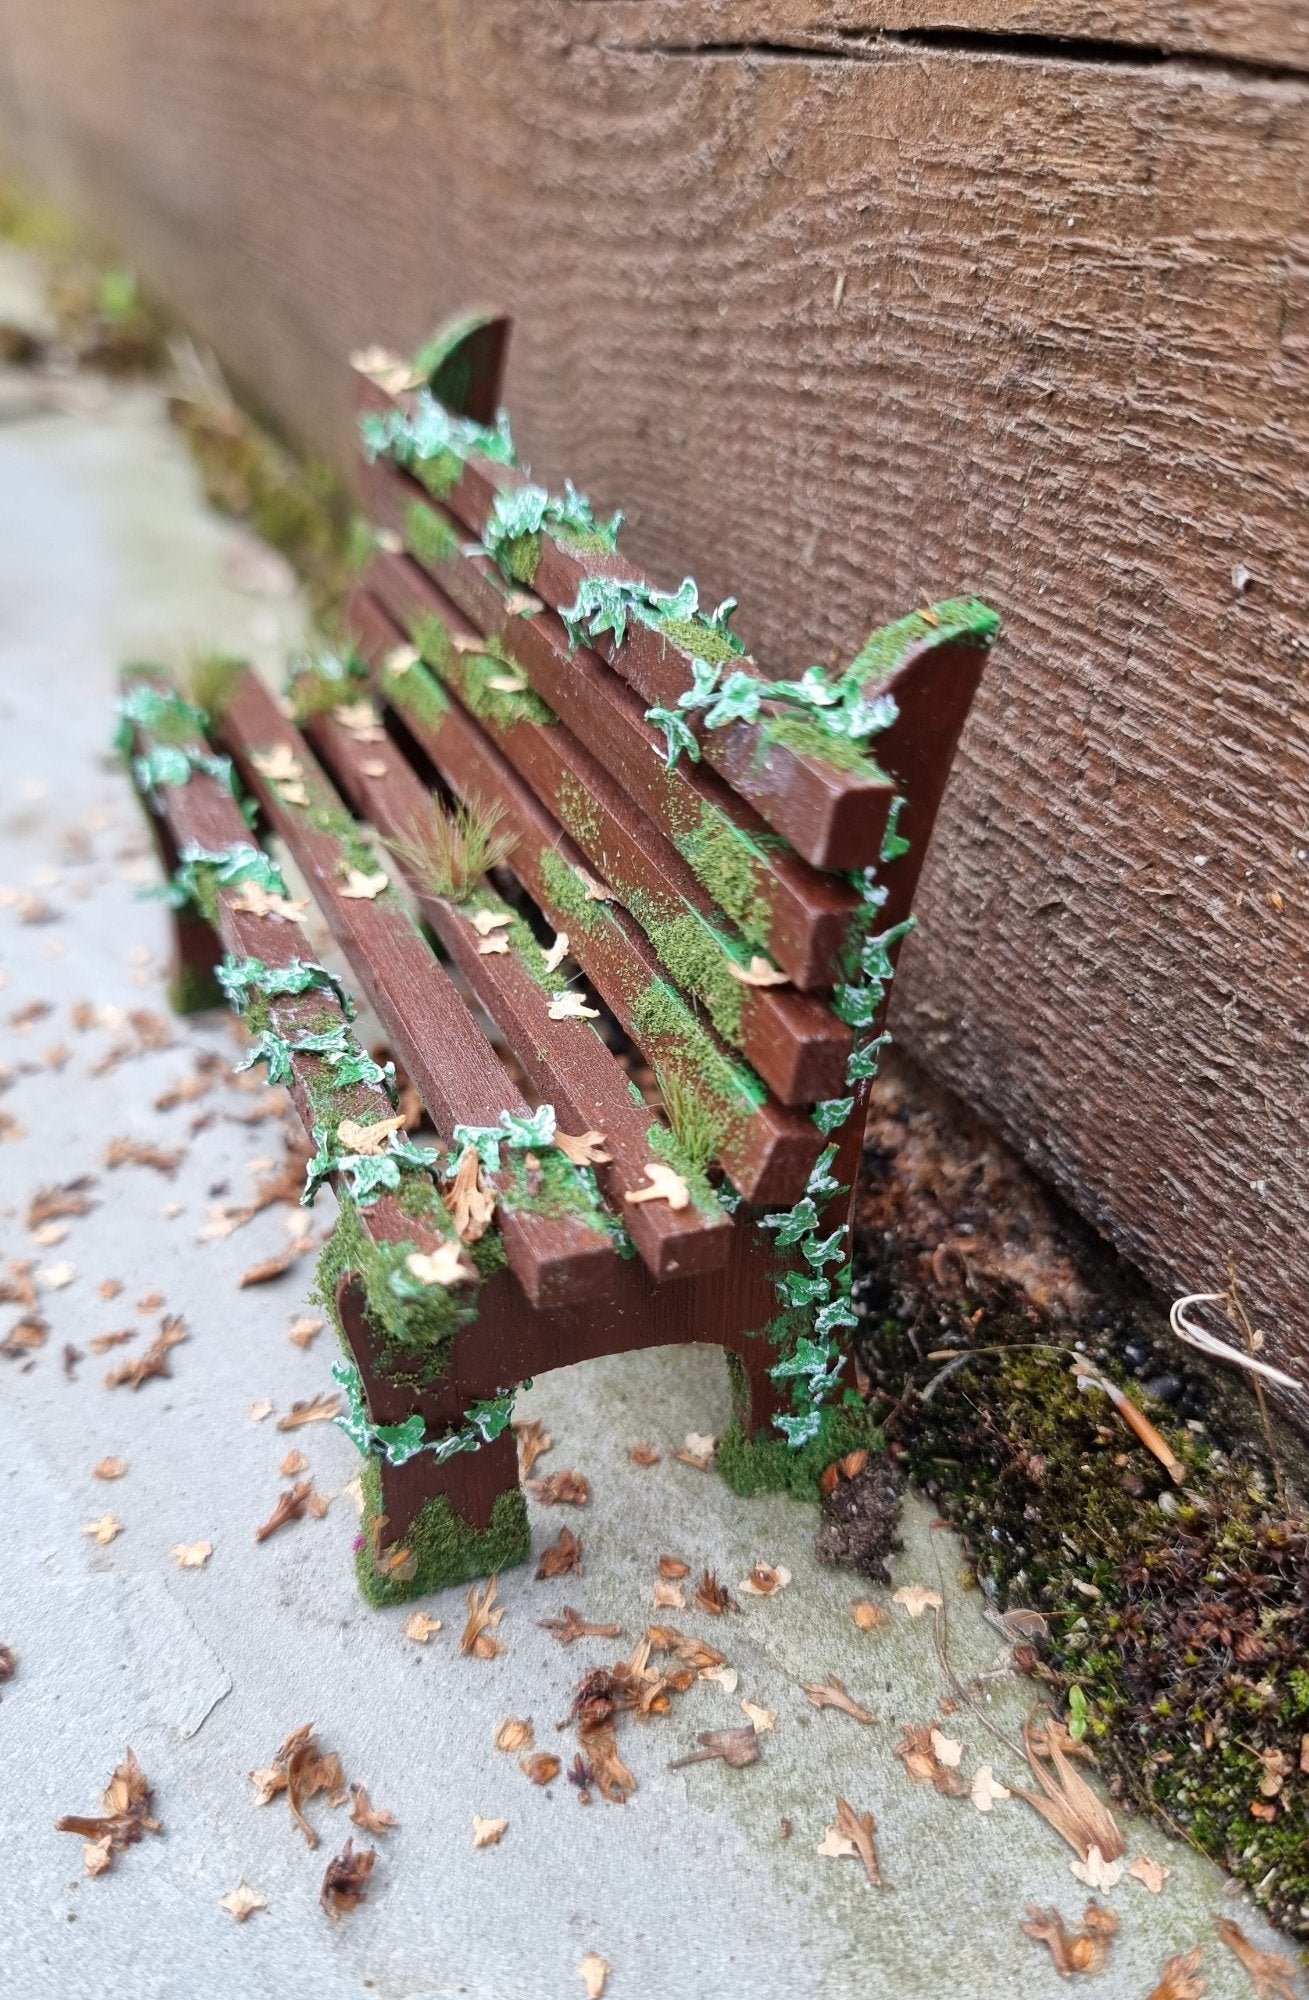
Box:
121, 313, 996, 1605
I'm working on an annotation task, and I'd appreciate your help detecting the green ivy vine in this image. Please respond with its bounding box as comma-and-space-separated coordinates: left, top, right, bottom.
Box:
332, 1358, 522, 1468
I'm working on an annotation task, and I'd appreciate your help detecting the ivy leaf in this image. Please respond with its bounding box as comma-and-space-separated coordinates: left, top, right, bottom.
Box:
674, 657, 723, 713
775, 1408, 825, 1448
645, 707, 701, 771
813, 1096, 854, 1135
703, 671, 763, 730
374, 1414, 428, 1466
775, 1270, 831, 1310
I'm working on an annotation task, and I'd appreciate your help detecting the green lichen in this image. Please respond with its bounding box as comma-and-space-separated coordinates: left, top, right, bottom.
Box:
354, 1457, 529, 1606
672, 802, 775, 953
405, 498, 461, 569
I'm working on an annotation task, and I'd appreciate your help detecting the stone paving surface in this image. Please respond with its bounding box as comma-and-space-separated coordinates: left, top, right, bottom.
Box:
0, 247, 1299, 1997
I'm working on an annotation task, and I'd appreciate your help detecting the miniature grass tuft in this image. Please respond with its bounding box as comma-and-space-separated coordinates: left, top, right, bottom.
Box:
389, 795, 516, 906
185, 652, 245, 725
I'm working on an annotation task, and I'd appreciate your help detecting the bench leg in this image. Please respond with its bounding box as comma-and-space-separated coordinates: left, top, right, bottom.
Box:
335, 1276, 531, 1608
133, 792, 227, 1013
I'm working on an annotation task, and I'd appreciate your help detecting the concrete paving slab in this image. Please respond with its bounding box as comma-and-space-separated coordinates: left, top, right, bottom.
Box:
0, 318, 1299, 1998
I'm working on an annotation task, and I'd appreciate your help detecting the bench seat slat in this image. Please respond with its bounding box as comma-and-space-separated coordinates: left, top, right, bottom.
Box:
363, 458, 859, 991
348, 590, 825, 1207
358, 378, 895, 871
367, 549, 852, 1106
303, 705, 734, 1284
218, 673, 617, 1311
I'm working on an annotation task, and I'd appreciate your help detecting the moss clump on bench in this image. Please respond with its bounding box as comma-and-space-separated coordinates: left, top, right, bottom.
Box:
314, 1189, 493, 1391
354, 1457, 530, 1607
717, 1373, 885, 1504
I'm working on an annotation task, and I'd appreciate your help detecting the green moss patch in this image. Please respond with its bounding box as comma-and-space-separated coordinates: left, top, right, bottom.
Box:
717, 1387, 883, 1504
760, 713, 889, 777
314, 1188, 479, 1391
355, 1458, 529, 1605
168, 959, 226, 1015
405, 498, 461, 569
672, 803, 774, 952
843, 596, 999, 692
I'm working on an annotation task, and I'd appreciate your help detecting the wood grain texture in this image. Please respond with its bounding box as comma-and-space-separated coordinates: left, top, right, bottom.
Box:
4, 4, 1306, 1393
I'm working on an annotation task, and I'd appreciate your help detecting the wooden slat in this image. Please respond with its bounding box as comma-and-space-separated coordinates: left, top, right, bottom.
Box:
303, 704, 734, 1283
119, 671, 455, 1280
363, 456, 860, 990
359, 375, 896, 871
348, 590, 825, 1206
216, 673, 616, 1311
367, 548, 852, 1105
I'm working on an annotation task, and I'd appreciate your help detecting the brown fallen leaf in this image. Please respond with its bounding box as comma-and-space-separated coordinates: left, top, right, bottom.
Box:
495, 1718, 534, 1754
625, 1162, 689, 1210
93, 1456, 128, 1480
27, 1177, 97, 1229
581, 1725, 638, 1804
105, 1138, 182, 1177
349, 1784, 398, 1835
629, 1442, 661, 1466
1020, 1900, 1119, 1976
740, 1562, 791, 1596
556, 1129, 612, 1167
654, 1579, 686, 1610
1013, 1710, 1125, 1869
514, 1418, 553, 1476
279, 1448, 309, 1478
56, 1747, 162, 1874
320, 1839, 375, 1918
276, 1393, 341, 1431
90, 1329, 135, 1355
540, 1607, 623, 1647
892, 1583, 943, 1619
402, 1611, 442, 1644
219, 1881, 268, 1921
1, 1313, 47, 1357
694, 1569, 738, 1616
802, 1677, 877, 1726
673, 1432, 716, 1471
248, 1398, 274, 1423
1146, 1946, 1207, 2000
520, 1753, 562, 1786
337, 1115, 402, 1155
527, 1470, 590, 1507
579, 1952, 610, 1998
444, 1144, 497, 1243
971, 1765, 1012, 1812
658, 1555, 690, 1580
252, 1722, 346, 1846
816, 1796, 884, 1888
669, 1725, 760, 1772
288, 1315, 323, 1348
851, 1599, 892, 1634
254, 1480, 314, 1542
239, 1236, 312, 1287
462, 1576, 506, 1658
537, 1527, 583, 1579
726, 954, 791, 987
172, 1541, 213, 1569
896, 1723, 965, 1796
1216, 1919, 1297, 1999
1128, 1853, 1170, 1894
0, 1642, 17, 1681
472, 1815, 508, 1848
105, 1315, 187, 1390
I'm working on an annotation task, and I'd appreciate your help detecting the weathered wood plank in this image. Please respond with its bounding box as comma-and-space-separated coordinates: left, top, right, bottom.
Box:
10, 6, 1307, 1389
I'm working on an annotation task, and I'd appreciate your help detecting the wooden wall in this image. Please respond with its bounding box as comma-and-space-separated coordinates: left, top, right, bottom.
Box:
2, 2, 1305, 1397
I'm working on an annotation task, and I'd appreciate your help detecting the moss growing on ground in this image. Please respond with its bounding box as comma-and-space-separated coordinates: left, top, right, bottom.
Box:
354, 1457, 530, 1606
717, 1385, 884, 1504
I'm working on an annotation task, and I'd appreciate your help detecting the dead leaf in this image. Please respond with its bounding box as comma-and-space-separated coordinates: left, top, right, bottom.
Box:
654, 1579, 686, 1609
105, 1315, 187, 1390
383, 642, 419, 675
1146, 1946, 1207, 2000
1216, 1919, 1297, 1999
0, 1643, 15, 1684
349, 1785, 397, 1835
1128, 1853, 1170, 1894
83, 1514, 123, 1545
741, 1700, 777, 1733
239, 1235, 312, 1287
248, 1398, 274, 1423
337, 867, 389, 901
486, 672, 528, 693
228, 881, 308, 922
629, 1442, 661, 1466
851, 1599, 892, 1634
105, 1138, 183, 1177
1021, 1900, 1119, 1976
699, 1662, 739, 1693
527, 1470, 590, 1507
38, 1259, 76, 1289
337, 1115, 403, 1155
361, 758, 389, 779
254, 1480, 315, 1542
673, 1432, 716, 1471
276, 1393, 341, 1430
625, 1162, 689, 1210
514, 1418, 553, 1476
896, 1723, 965, 1796
402, 1611, 442, 1644
578, 1953, 611, 1998
472, 1815, 508, 1848
694, 1569, 738, 1616
404, 1241, 475, 1286
336, 700, 385, 741
971, 1764, 1012, 1812
726, 954, 790, 987
816, 1796, 884, 1888
520, 1753, 562, 1786
56, 1747, 162, 1873
543, 931, 569, 974
657, 1555, 690, 1579
27, 1177, 97, 1229
279, 1449, 309, 1477
892, 1583, 942, 1619
94, 1456, 128, 1480
539, 1607, 623, 1647
320, 1839, 375, 1919
537, 1527, 583, 1579
1014, 1711, 1124, 1870
495, 1718, 534, 1753
252, 1722, 346, 1845
1070, 1846, 1126, 1893
556, 1129, 612, 1167
669, 1725, 760, 1772
462, 1576, 506, 1658
288, 1315, 324, 1348
740, 1562, 791, 1596
252, 744, 303, 784
470, 908, 513, 936
548, 990, 600, 1021
444, 1145, 497, 1245
172, 1541, 213, 1569
802, 1677, 877, 1726
219, 1881, 268, 1922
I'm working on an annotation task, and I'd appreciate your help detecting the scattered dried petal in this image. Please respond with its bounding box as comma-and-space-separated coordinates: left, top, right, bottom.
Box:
83, 1513, 123, 1545
462, 1576, 506, 1658
971, 1764, 1012, 1812
495, 1718, 534, 1754
94, 1456, 128, 1480
892, 1583, 942, 1619
172, 1541, 213, 1569
337, 1115, 403, 1155
444, 1146, 497, 1245
520, 1753, 562, 1786
320, 1839, 375, 1918
537, 1527, 583, 1579
276, 1393, 341, 1430
1145, 1946, 1206, 2000
1128, 1853, 1169, 1894
402, 1611, 442, 1644
726, 954, 790, 987
816, 1797, 884, 1888
1021, 1900, 1119, 1976
578, 1952, 610, 1998
405, 1241, 475, 1286
349, 1785, 398, 1835
740, 1563, 791, 1597
851, 1599, 892, 1634
472, 1815, 508, 1848
527, 1470, 590, 1507
741, 1700, 777, 1733
555, 1129, 612, 1167
669, 1725, 760, 1772
219, 1882, 268, 1922
802, 1677, 877, 1726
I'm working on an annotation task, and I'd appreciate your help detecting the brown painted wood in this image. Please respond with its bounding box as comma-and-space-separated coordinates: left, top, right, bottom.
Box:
360, 375, 896, 872
348, 588, 827, 1206
303, 703, 734, 1282
364, 457, 861, 989
217, 672, 618, 1310
367, 547, 853, 1103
